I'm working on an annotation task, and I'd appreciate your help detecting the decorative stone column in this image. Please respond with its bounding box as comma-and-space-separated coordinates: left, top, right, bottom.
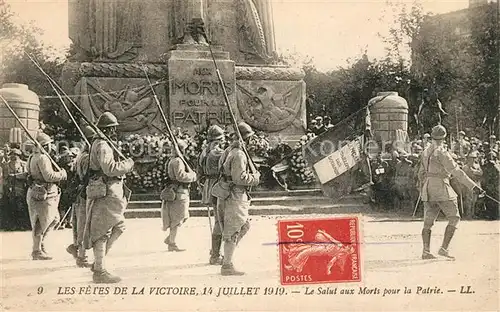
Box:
0, 83, 40, 145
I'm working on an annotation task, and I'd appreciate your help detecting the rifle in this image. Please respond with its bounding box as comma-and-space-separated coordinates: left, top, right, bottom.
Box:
201, 34, 257, 174
142, 67, 192, 170
0, 95, 61, 171
25, 52, 126, 160
46, 77, 90, 148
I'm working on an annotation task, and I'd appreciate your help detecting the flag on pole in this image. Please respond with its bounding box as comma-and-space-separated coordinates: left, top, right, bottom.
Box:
303, 112, 372, 201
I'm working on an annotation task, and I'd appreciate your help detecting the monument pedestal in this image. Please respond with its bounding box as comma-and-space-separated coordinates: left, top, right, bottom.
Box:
165, 44, 237, 129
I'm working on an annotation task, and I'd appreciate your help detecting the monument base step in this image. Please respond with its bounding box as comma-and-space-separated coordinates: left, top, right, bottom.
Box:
124, 193, 367, 218
129, 188, 324, 202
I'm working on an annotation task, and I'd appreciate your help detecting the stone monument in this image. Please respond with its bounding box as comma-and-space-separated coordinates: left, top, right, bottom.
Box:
62, 0, 306, 143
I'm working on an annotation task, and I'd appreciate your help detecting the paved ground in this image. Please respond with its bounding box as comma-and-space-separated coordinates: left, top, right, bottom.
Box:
1, 214, 499, 312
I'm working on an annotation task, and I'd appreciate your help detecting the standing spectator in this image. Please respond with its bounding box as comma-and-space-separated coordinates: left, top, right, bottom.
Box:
422, 133, 431, 149
452, 131, 471, 160
461, 151, 483, 219
481, 151, 500, 220
1, 149, 29, 230
313, 116, 325, 135
307, 120, 317, 134
324, 116, 334, 131
393, 152, 414, 211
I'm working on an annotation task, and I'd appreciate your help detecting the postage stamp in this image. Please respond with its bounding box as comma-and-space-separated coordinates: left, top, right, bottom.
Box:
278, 216, 361, 285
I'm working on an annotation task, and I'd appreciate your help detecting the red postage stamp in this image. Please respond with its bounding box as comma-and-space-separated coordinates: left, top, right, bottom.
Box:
278, 216, 361, 285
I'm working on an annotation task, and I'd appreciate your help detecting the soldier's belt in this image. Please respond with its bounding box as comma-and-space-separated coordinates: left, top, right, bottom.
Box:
222, 176, 249, 191
425, 173, 449, 179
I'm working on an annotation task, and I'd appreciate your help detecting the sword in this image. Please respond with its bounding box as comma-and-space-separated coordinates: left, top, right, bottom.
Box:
207, 204, 213, 234
412, 193, 421, 217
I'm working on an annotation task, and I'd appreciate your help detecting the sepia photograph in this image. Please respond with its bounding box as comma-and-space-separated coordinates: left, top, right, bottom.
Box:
0, 0, 499, 311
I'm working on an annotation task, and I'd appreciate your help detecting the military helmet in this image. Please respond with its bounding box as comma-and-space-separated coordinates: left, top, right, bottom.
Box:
82, 125, 97, 139
459, 130, 466, 136
423, 133, 431, 139
431, 125, 447, 140
207, 125, 224, 142
36, 132, 53, 146
96, 112, 119, 128
237, 122, 254, 140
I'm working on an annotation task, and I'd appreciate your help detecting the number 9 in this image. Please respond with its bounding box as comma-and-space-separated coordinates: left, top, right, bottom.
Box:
37, 286, 44, 294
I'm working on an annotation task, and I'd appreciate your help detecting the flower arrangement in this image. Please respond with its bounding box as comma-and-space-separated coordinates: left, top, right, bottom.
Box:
119, 134, 171, 193
289, 133, 317, 185
247, 132, 271, 158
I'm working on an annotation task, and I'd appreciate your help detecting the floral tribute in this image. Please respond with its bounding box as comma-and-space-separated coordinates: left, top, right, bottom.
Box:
114, 129, 317, 194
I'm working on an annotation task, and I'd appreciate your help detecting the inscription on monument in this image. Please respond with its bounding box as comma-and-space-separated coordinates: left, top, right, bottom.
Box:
168, 58, 236, 128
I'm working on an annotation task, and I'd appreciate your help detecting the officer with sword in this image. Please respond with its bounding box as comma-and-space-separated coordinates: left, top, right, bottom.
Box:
418, 125, 484, 260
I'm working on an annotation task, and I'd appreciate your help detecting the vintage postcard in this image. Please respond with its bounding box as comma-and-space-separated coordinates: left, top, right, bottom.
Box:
0, 0, 498, 311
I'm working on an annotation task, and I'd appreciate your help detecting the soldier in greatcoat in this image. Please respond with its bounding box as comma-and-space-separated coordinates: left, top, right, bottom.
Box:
214, 122, 260, 276
84, 112, 134, 283
161, 139, 198, 252
418, 125, 482, 260
27, 133, 67, 260
198, 125, 225, 264
66, 125, 96, 267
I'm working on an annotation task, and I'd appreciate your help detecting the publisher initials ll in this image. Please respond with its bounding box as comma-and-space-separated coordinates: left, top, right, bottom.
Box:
460, 286, 474, 294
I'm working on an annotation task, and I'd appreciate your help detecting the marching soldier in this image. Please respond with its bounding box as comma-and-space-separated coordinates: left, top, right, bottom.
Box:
418, 125, 483, 260
461, 151, 483, 218
161, 139, 198, 251
198, 125, 225, 264
27, 133, 67, 260
84, 112, 134, 283
214, 122, 260, 276
66, 125, 96, 267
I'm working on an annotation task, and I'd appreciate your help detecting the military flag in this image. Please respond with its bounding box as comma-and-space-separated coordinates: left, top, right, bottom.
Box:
303, 111, 372, 200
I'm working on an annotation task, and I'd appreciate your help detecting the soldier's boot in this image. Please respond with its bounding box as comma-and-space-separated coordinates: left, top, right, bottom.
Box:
66, 244, 78, 259
41, 243, 48, 255
92, 238, 121, 283
93, 270, 121, 284
167, 226, 185, 252
105, 224, 124, 255
209, 235, 223, 265
438, 225, 456, 260
221, 242, 244, 276
32, 250, 52, 260
32, 235, 52, 260
76, 256, 92, 268
40, 219, 57, 257
168, 244, 186, 252
421, 229, 437, 260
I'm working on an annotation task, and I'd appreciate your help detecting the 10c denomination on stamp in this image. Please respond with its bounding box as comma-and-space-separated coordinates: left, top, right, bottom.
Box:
278, 216, 361, 285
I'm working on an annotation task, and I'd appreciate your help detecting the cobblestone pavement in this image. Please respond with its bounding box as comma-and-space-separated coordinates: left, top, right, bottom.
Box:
1, 214, 499, 311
